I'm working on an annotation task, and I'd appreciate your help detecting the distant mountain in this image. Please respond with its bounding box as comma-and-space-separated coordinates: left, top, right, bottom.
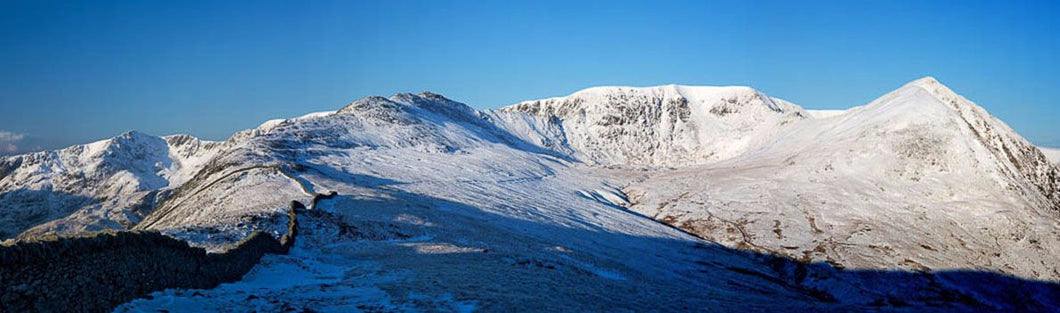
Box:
2, 78, 1059, 311
0, 132, 222, 240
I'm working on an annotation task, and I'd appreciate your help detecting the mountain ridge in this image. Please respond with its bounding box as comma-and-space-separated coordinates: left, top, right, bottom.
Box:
1, 77, 1059, 311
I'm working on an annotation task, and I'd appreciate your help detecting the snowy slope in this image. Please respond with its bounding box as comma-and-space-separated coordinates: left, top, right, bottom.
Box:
131, 92, 574, 249
499, 78, 1059, 281
117, 93, 832, 310
614, 78, 1060, 280
804, 109, 847, 118
118, 90, 1059, 311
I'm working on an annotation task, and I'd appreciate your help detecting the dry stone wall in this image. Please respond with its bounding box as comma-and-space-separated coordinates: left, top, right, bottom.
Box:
0, 200, 306, 313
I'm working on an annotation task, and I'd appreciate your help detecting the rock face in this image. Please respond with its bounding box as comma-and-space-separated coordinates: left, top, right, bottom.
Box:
503, 85, 807, 166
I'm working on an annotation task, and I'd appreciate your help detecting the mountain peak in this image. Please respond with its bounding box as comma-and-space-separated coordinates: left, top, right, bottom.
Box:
874, 76, 1060, 209
117, 130, 154, 140
901, 76, 962, 105
860, 76, 968, 117
389, 91, 459, 107
337, 96, 399, 115
416, 91, 450, 101
908, 75, 941, 86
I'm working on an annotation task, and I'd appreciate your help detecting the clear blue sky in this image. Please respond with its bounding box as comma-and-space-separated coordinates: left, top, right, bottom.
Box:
2, 0, 1058, 153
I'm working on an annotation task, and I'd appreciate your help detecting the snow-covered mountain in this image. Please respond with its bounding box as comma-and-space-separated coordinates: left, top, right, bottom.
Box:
0, 132, 221, 240
502, 85, 807, 166
2, 77, 1059, 311
568, 78, 1060, 280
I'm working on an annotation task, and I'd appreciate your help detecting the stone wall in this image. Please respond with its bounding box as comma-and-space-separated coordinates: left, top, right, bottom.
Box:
0, 200, 305, 313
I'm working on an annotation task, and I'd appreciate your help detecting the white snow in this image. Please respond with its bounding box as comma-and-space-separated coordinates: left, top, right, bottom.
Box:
0, 131, 224, 240
804, 109, 848, 118
119, 92, 840, 310
1040, 146, 1060, 165
613, 78, 1060, 280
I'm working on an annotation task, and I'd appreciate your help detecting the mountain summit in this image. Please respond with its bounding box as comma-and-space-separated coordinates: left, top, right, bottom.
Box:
502, 84, 806, 166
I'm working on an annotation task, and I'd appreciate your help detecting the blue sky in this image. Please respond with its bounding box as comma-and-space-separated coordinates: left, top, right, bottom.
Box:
2, 0, 1058, 153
